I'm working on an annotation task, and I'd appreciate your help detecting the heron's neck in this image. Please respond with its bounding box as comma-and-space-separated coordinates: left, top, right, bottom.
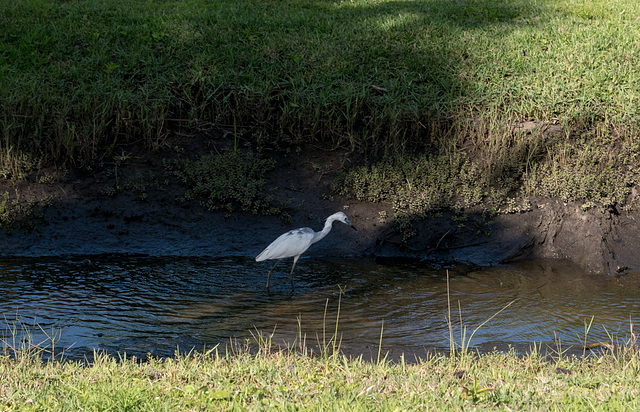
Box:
311, 218, 335, 244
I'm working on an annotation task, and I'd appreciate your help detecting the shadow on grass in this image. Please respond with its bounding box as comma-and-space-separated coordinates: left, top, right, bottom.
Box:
1, 0, 551, 167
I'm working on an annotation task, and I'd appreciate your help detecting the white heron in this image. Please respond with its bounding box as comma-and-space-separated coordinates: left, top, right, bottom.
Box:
255, 211, 356, 290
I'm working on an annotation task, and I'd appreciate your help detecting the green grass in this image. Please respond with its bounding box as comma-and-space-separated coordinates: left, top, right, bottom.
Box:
2, 334, 640, 410
3, 0, 640, 162
3, 0, 640, 224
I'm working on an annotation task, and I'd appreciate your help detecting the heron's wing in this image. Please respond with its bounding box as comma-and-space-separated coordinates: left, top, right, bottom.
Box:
255, 227, 315, 261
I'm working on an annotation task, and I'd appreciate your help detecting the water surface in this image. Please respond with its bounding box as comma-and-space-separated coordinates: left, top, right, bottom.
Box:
1, 256, 638, 360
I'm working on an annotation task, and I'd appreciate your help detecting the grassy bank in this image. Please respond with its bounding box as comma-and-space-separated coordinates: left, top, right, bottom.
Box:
2, 0, 640, 219
3, 0, 640, 157
2, 340, 640, 410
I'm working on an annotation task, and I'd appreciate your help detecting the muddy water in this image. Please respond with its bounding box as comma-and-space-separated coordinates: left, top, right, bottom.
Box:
1, 256, 638, 360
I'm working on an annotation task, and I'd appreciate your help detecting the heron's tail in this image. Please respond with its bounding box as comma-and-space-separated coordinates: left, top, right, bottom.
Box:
255, 249, 268, 262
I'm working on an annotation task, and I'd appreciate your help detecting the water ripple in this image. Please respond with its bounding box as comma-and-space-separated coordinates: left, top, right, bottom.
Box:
1, 256, 638, 359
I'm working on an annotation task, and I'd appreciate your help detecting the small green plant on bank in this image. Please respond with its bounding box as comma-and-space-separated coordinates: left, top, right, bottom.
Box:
168, 150, 286, 217
0, 148, 40, 181
335, 132, 640, 232
460, 376, 495, 404
0, 190, 49, 234
334, 152, 500, 219
112, 151, 131, 191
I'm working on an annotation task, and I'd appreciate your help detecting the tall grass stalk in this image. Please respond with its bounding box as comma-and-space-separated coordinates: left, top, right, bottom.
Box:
445, 270, 516, 359
460, 300, 516, 355
296, 314, 308, 356
1, 315, 66, 363
582, 315, 595, 357
318, 288, 344, 360
447, 270, 455, 355
377, 320, 384, 365
626, 317, 638, 371
333, 287, 343, 357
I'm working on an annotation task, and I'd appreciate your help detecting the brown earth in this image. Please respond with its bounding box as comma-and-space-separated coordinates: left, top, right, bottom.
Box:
2, 136, 640, 278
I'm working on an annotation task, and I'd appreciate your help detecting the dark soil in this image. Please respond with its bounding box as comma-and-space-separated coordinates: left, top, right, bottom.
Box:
2, 136, 640, 278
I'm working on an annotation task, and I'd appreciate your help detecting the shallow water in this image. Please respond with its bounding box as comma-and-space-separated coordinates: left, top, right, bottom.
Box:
1, 256, 638, 360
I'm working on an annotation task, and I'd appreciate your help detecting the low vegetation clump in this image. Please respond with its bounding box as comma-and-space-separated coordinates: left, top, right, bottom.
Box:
168, 150, 283, 216
337, 131, 640, 220
0, 190, 49, 234
525, 135, 640, 210
334, 151, 514, 220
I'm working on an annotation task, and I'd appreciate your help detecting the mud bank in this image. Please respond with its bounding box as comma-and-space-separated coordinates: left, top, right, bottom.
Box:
378, 199, 640, 275
1, 147, 639, 275
3, 195, 639, 277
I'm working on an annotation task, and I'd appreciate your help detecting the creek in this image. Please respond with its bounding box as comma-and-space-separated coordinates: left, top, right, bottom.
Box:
1, 256, 638, 360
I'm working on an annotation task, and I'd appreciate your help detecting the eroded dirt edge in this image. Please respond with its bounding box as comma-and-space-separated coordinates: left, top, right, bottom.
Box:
2, 144, 639, 277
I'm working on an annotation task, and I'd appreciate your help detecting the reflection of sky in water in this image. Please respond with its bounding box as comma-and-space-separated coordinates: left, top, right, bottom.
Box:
0, 256, 638, 359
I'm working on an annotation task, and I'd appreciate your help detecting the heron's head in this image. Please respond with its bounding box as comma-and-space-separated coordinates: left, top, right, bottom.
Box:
333, 211, 357, 231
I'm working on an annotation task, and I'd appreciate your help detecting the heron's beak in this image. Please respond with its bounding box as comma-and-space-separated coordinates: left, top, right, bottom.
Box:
351, 225, 357, 231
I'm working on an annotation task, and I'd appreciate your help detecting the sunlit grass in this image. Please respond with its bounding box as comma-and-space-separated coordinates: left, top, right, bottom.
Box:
1, 321, 640, 410
3, 0, 640, 163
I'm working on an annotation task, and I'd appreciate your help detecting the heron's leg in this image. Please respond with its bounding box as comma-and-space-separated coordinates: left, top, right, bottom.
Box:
289, 256, 300, 291
265, 259, 281, 290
